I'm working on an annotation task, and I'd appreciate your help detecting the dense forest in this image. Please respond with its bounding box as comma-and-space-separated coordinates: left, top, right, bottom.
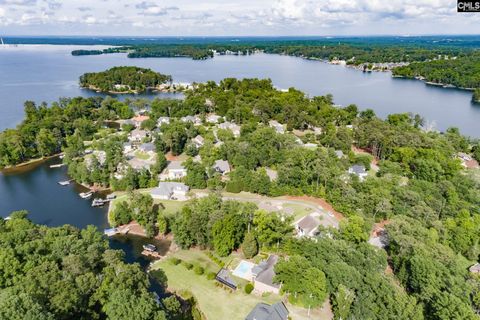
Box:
79, 66, 172, 93
71, 40, 472, 64
2, 78, 480, 319
0, 211, 199, 320
393, 52, 480, 89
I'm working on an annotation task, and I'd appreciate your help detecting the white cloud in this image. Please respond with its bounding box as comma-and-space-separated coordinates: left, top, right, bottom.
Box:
0, 0, 478, 35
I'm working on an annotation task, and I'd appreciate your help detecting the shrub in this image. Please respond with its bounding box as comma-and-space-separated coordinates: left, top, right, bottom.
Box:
170, 257, 181, 265
207, 272, 216, 280
245, 283, 254, 294
194, 265, 205, 275
182, 261, 193, 270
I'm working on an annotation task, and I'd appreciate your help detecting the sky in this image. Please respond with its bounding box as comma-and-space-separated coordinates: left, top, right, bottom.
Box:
0, 0, 479, 36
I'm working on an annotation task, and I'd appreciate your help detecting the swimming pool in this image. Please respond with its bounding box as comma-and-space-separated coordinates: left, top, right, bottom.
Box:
232, 260, 255, 281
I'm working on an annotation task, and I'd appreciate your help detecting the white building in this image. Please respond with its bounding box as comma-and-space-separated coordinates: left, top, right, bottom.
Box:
206, 114, 222, 124
294, 214, 321, 238
192, 135, 205, 148
218, 121, 241, 137
128, 129, 148, 142
157, 117, 170, 127
268, 120, 285, 134
159, 161, 188, 181
151, 182, 190, 200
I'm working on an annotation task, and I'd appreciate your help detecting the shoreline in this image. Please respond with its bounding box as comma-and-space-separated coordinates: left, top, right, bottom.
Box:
1, 153, 61, 173
82, 83, 190, 95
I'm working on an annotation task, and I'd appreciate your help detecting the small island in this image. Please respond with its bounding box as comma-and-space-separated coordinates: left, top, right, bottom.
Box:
79, 66, 173, 93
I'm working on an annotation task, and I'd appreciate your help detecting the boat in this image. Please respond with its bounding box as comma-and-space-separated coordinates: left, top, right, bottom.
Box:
142, 244, 157, 252
104, 228, 118, 236
106, 194, 117, 200
91, 198, 105, 207
58, 180, 71, 186
79, 191, 93, 199
49, 163, 65, 168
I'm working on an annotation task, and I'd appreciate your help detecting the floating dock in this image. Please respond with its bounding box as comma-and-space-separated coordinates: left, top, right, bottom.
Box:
49, 163, 65, 168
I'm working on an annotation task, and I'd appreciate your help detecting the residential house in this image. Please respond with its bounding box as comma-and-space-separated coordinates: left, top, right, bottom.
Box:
252, 255, 281, 295
127, 158, 154, 171
269, 120, 285, 134
213, 159, 231, 175
245, 302, 289, 320
150, 182, 189, 200
206, 114, 222, 123
294, 214, 321, 238
192, 135, 205, 148
218, 121, 241, 137
348, 164, 368, 181
128, 129, 148, 142
157, 117, 170, 127
85, 150, 107, 170
181, 115, 202, 126
138, 142, 156, 154
335, 150, 345, 159
123, 142, 134, 154
159, 161, 187, 180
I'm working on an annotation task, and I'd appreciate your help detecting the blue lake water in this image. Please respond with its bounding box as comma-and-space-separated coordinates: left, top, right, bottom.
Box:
0, 45, 479, 137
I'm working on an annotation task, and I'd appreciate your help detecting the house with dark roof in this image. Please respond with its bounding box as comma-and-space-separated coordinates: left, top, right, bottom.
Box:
245, 302, 289, 320
139, 142, 156, 154
294, 214, 321, 238
252, 255, 281, 294
348, 164, 368, 181
215, 268, 237, 290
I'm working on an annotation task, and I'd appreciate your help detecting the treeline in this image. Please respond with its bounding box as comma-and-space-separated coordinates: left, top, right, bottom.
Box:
393, 52, 480, 89
127, 45, 214, 60
0, 211, 196, 320
72, 46, 131, 56
80, 66, 172, 93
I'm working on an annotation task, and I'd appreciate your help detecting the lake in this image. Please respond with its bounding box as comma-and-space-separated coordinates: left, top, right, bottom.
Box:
0, 45, 479, 137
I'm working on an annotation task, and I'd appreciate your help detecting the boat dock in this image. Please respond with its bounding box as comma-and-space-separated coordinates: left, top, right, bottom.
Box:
141, 250, 163, 260
103, 225, 130, 237
58, 179, 73, 186
50, 163, 65, 168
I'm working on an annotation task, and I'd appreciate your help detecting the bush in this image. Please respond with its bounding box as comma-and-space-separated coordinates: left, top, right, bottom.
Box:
206, 252, 225, 267
194, 265, 205, 275
245, 283, 254, 294
182, 261, 193, 270
207, 272, 216, 280
170, 257, 182, 265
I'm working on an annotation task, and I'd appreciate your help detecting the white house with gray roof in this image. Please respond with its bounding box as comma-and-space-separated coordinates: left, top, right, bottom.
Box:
294, 214, 321, 238
151, 182, 189, 200
192, 135, 205, 148
218, 121, 241, 137
268, 120, 285, 134
159, 161, 187, 181
157, 117, 170, 127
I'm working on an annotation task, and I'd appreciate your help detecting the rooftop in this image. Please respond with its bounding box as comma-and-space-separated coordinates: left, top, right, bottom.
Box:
245, 302, 289, 320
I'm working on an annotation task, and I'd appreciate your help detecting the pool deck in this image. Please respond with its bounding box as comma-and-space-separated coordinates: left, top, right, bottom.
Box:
232, 260, 256, 281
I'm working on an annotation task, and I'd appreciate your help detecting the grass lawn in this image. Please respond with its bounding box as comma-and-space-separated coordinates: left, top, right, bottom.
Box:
134, 150, 151, 160
152, 250, 280, 320
152, 249, 330, 320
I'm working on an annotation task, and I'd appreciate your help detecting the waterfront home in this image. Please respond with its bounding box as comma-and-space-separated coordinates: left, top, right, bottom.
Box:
294, 214, 321, 238
206, 113, 222, 123
212, 159, 231, 175
85, 150, 106, 170
245, 302, 289, 320
252, 255, 281, 295
128, 128, 148, 142
127, 158, 154, 171
269, 120, 285, 134
138, 142, 156, 154
132, 115, 150, 127
348, 164, 368, 181
159, 161, 187, 180
218, 121, 241, 137
192, 135, 205, 148
151, 182, 189, 200
157, 116, 170, 127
